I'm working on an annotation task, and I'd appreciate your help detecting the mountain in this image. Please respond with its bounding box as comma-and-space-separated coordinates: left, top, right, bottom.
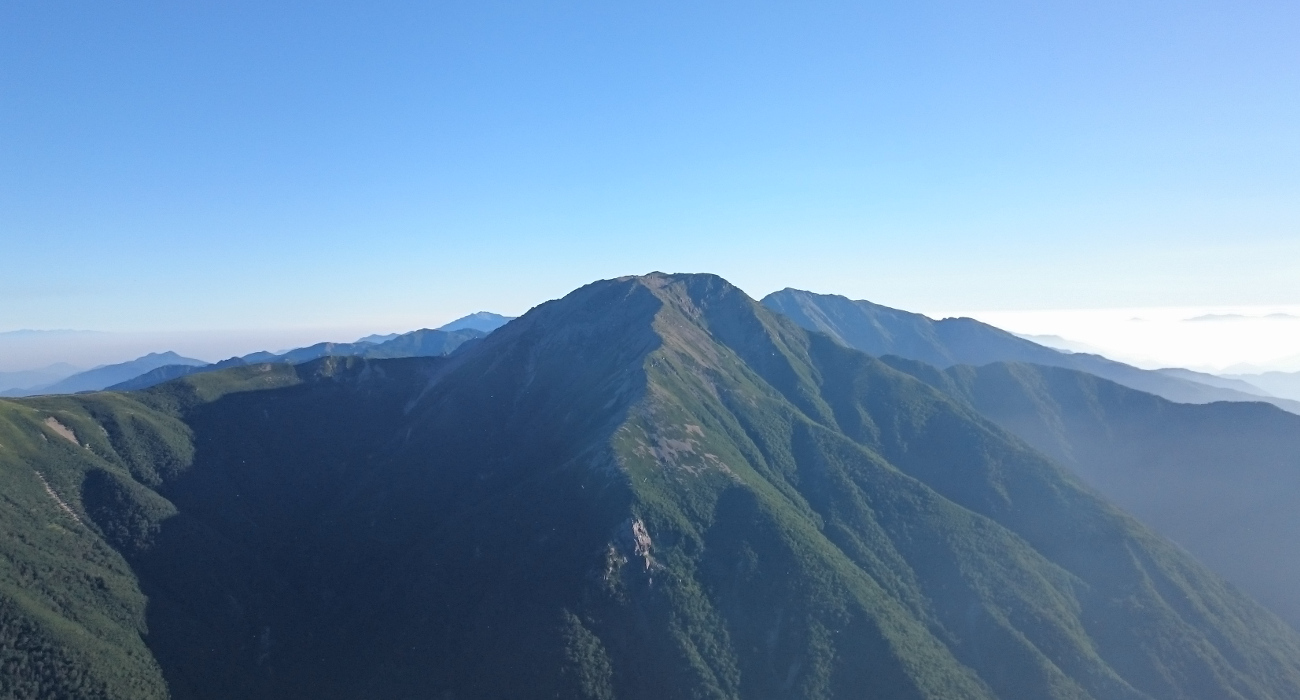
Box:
5, 273, 1300, 699
878, 357, 1300, 630
354, 333, 400, 344
1016, 333, 1107, 355
1153, 367, 1273, 396
0, 363, 81, 393
2, 352, 208, 397
105, 328, 487, 392
9, 328, 494, 396
357, 327, 486, 358
107, 363, 232, 392
1226, 371, 1300, 402
437, 310, 515, 333
273, 340, 384, 365
761, 288, 1300, 415
269, 328, 486, 364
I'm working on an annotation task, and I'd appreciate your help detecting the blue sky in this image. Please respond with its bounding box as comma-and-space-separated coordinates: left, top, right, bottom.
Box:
3, 0, 1298, 340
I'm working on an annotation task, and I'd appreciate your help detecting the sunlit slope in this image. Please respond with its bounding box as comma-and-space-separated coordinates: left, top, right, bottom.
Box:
5, 274, 1300, 699
880, 357, 1300, 629
0, 363, 342, 699
0, 391, 185, 699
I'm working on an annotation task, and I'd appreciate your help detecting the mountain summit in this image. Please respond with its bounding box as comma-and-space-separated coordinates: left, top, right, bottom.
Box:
437, 310, 515, 333
4, 273, 1300, 699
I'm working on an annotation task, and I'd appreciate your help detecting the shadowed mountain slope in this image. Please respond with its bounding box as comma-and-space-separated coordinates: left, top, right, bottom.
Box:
4, 274, 1300, 699
761, 288, 1300, 415
878, 357, 1300, 630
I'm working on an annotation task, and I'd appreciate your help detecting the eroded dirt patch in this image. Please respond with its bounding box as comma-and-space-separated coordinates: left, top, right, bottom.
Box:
44, 417, 80, 446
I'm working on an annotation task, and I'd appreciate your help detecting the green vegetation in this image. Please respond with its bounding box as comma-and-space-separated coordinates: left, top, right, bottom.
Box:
880, 356, 1300, 630
3, 274, 1300, 699
0, 392, 183, 700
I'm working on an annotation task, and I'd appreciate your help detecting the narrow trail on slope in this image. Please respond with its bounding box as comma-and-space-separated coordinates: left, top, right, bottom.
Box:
35, 471, 83, 525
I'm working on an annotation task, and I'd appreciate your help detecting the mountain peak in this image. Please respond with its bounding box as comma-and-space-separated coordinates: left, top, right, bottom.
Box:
437, 311, 516, 333
481, 272, 778, 371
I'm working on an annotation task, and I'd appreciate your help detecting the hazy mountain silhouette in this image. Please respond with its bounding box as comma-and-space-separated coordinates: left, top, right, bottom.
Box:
4, 274, 1300, 699
2, 352, 207, 396
1015, 333, 1106, 355
1226, 371, 1300, 402
761, 288, 1300, 415
1153, 367, 1273, 396
0, 363, 81, 393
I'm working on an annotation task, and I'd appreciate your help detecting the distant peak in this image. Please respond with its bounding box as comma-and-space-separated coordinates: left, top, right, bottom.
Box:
437, 311, 516, 334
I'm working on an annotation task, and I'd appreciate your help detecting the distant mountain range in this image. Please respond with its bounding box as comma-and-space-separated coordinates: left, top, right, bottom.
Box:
1225, 370, 1300, 402
354, 332, 400, 344
3, 312, 514, 397
761, 289, 1300, 415
108, 327, 488, 392
1153, 367, 1275, 396
0, 363, 81, 393
0, 352, 207, 397
1015, 333, 1108, 355
4, 273, 1300, 699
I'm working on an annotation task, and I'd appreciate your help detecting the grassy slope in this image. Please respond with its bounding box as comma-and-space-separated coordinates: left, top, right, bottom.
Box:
880, 357, 1300, 630
0, 364, 308, 699
0, 391, 185, 700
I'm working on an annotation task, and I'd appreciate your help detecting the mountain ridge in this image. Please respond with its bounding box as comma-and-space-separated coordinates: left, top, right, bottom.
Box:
760, 288, 1300, 414
1226, 370, 1300, 402
101, 327, 487, 392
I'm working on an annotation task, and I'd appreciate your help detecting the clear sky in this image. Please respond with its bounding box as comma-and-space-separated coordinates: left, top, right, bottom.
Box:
3, 2, 1298, 344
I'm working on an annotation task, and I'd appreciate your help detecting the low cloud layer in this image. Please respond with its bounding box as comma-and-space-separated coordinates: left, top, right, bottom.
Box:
966, 305, 1300, 373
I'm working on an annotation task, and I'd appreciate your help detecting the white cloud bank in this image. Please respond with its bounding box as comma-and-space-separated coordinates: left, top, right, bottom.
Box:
962, 305, 1300, 373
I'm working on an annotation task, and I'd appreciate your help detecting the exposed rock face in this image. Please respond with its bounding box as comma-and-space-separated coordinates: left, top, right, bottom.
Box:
618, 518, 654, 572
